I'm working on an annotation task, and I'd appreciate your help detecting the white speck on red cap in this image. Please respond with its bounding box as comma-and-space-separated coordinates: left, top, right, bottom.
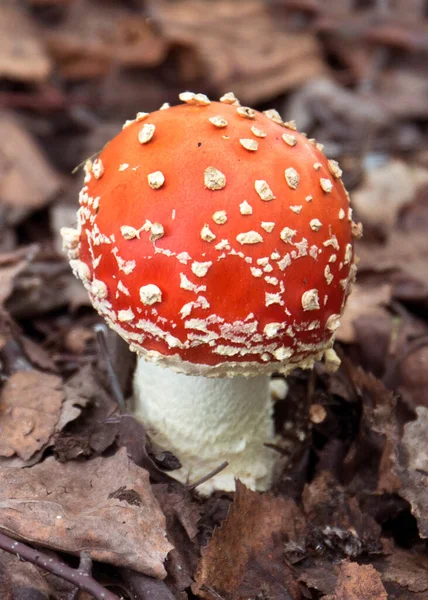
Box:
204, 167, 226, 190
302, 289, 320, 311
140, 284, 162, 305
138, 124, 155, 144
254, 180, 275, 201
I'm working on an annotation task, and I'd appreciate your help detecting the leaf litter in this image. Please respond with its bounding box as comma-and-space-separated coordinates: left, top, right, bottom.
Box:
1, 0, 428, 598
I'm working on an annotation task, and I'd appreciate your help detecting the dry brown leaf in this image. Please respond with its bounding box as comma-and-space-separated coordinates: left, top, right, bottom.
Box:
0, 113, 62, 224
398, 345, 428, 408
337, 282, 392, 343
44, 1, 168, 80
0, 448, 172, 577
322, 561, 387, 600
352, 160, 428, 233
342, 366, 401, 495
0, 4, 52, 83
0, 549, 52, 599
394, 407, 428, 538
0, 246, 38, 307
302, 471, 382, 558
356, 231, 428, 305
194, 481, 305, 599
0, 370, 65, 461
380, 548, 428, 593
150, 0, 326, 104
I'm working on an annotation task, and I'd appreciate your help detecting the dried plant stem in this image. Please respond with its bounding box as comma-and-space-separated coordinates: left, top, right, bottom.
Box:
0, 531, 120, 600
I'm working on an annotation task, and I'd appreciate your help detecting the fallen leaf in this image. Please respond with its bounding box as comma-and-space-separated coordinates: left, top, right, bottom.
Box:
322, 561, 387, 600
398, 345, 428, 409
0, 4, 52, 83
352, 159, 428, 234
0, 448, 172, 577
151, 0, 326, 104
337, 282, 392, 344
0, 370, 65, 461
0, 246, 38, 307
394, 407, 428, 538
194, 481, 306, 599
54, 364, 117, 461
302, 471, 382, 559
0, 113, 62, 225
44, 1, 168, 80
19, 334, 58, 372
154, 483, 202, 598
0, 549, 52, 600
380, 548, 428, 594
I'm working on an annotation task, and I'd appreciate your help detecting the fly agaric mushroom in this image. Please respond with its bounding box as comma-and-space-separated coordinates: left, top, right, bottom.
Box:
61, 92, 358, 494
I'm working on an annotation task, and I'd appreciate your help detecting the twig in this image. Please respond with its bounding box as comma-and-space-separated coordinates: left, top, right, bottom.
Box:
94, 324, 127, 414
67, 552, 94, 600
186, 461, 229, 492
0, 531, 120, 600
200, 584, 227, 600
120, 568, 176, 600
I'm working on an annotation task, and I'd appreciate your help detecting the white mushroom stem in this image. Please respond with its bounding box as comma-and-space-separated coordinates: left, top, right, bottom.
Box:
133, 358, 278, 495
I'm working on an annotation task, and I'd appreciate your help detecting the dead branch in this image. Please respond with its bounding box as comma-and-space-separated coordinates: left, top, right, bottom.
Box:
0, 531, 120, 600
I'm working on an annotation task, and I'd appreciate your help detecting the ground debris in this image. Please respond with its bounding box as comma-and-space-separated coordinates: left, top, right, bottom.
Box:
0, 448, 172, 577
0, 369, 64, 461
1, 0, 428, 596
322, 561, 387, 600
194, 481, 305, 599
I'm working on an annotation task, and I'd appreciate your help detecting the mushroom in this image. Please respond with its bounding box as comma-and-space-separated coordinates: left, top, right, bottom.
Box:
61, 92, 358, 494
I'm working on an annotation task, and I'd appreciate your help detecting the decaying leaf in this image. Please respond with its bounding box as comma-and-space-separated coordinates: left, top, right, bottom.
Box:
322, 561, 387, 600
398, 345, 428, 408
0, 448, 172, 577
0, 113, 62, 225
352, 160, 428, 234
154, 484, 203, 598
151, 0, 326, 104
0, 549, 52, 600
337, 282, 392, 344
394, 407, 428, 538
380, 548, 428, 594
302, 471, 382, 558
0, 4, 52, 83
0, 246, 38, 307
44, 1, 168, 80
0, 370, 65, 461
194, 481, 305, 599
337, 365, 399, 495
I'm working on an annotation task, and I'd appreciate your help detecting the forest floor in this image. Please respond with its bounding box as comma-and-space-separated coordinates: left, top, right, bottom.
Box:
1, 1, 428, 599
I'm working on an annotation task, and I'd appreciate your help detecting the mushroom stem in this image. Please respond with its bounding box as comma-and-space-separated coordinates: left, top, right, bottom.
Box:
133, 358, 278, 494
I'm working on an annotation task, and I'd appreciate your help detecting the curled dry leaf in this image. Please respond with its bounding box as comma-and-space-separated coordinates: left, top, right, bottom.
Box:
194, 481, 306, 599
337, 282, 392, 344
0, 4, 52, 83
0, 370, 65, 461
322, 561, 387, 600
151, 0, 325, 104
302, 471, 382, 559
352, 159, 428, 234
0, 113, 62, 224
0, 246, 38, 307
394, 407, 428, 538
0, 549, 52, 600
379, 548, 428, 594
153, 484, 203, 598
0, 448, 172, 577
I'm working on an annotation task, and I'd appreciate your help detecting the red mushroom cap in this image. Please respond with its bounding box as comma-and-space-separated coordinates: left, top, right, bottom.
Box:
64, 93, 357, 377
